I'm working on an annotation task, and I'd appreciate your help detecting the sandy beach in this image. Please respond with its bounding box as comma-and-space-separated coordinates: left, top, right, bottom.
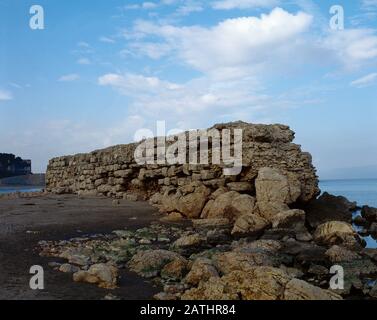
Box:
0, 194, 162, 300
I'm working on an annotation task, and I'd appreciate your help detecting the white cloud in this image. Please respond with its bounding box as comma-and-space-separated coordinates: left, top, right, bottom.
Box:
176, 2, 204, 16
77, 58, 91, 65
363, 0, 377, 8
98, 73, 182, 95
350, 72, 377, 88
99, 7, 377, 134
99, 36, 115, 43
77, 41, 90, 48
97, 71, 274, 129
212, 0, 279, 10
124, 2, 158, 10
0, 89, 12, 101
322, 29, 377, 69
132, 8, 313, 77
129, 42, 172, 59
142, 2, 158, 9
58, 74, 80, 82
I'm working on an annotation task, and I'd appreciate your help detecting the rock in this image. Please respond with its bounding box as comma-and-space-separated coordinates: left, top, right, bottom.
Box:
161, 258, 189, 281
59, 263, 80, 273
176, 184, 211, 218
154, 292, 178, 300
212, 242, 288, 275
305, 192, 357, 229
182, 266, 292, 300
48, 262, 61, 268
256, 201, 290, 222
149, 192, 162, 205
128, 250, 183, 278
307, 264, 328, 276
361, 206, 377, 222
353, 215, 368, 226
313, 221, 359, 247
164, 283, 187, 295
283, 279, 342, 300
192, 218, 231, 230
209, 187, 228, 200
231, 214, 269, 236
206, 229, 230, 244
181, 276, 238, 300
173, 234, 204, 248
370, 283, 377, 298
203, 191, 256, 222
271, 209, 306, 231
73, 263, 118, 289
139, 239, 152, 245
325, 245, 361, 263
103, 294, 120, 300
281, 240, 327, 265
255, 167, 301, 205
160, 212, 184, 223
67, 254, 90, 267
362, 248, 377, 262
369, 222, 377, 234
279, 265, 304, 278
232, 239, 282, 252
185, 258, 219, 286
226, 182, 253, 192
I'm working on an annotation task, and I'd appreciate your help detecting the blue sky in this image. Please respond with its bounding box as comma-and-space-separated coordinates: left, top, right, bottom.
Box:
0, 0, 377, 179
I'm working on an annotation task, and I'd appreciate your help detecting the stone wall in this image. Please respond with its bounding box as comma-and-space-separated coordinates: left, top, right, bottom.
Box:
46, 121, 319, 208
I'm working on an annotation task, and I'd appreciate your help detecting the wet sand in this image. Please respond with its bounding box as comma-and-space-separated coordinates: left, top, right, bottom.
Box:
0, 194, 162, 300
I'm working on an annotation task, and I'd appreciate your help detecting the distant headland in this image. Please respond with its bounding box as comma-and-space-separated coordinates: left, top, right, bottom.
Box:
0, 153, 32, 179
0, 153, 45, 187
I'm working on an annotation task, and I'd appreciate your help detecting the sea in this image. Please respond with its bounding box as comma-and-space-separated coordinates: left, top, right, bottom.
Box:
0, 186, 43, 194
320, 179, 377, 248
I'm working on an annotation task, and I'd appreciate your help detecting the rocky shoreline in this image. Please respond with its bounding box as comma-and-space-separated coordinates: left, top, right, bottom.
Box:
4, 122, 376, 300
33, 179, 377, 300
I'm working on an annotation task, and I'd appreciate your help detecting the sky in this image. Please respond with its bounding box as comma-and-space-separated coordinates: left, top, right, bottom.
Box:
0, 0, 377, 179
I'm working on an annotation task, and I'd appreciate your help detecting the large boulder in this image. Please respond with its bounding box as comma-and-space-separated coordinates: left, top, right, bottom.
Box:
184, 258, 219, 286
283, 279, 342, 300
256, 167, 301, 204
173, 234, 205, 248
161, 258, 189, 281
201, 191, 256, 221
271, 209, 306, 230
231, 214, 269, 236
255, 167, 302, 222
73, 263, 118, 289
128, 249, 184, 278
314, 221, 360, 248
176, 184, 211, 218
182, 267, 291, 300
305, 192, 357, 229
361, 206, 377, 223
157, 183, 211, 219
213, 241, 287, 275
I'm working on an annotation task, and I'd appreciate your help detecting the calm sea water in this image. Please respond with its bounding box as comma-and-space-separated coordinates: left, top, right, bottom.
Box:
0, 186, 43, 194
319, 179, 377, 248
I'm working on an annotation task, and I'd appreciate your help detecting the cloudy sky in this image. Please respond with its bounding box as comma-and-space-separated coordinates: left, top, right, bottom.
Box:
0, 0, 377, 179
